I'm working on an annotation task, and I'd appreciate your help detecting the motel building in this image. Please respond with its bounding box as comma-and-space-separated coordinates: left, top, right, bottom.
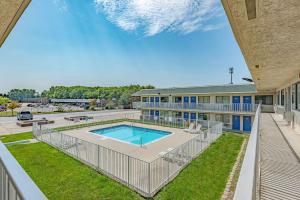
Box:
132, 84, 275, 132
1, 0, 300, 199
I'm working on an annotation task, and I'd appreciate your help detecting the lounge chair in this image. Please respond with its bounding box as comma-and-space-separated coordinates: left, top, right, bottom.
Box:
184, 123, 195, 132
190, 124, 202, 134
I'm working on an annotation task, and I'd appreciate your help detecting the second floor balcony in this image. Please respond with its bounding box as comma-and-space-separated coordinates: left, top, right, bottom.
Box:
133, 102, 258, 113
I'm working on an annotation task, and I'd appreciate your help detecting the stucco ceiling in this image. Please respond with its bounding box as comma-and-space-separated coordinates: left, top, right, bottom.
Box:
0, 0, 31, 47
222, 0, 300, 92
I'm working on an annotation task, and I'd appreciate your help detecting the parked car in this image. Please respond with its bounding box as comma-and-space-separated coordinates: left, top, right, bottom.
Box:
0, 106, 6, 112
27, 104, 34, 107
17, 111, 33, 121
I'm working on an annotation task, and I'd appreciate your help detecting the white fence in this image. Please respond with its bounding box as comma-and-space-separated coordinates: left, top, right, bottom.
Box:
0, 142, 47, 200
233, 104, 261, 200
133, 102, 258, 113
33, 118, 222, 197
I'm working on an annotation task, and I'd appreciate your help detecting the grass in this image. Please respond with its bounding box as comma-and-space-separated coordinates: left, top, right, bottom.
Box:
0, 111, 18, 117
154, 133, 246, 200
8, 143, 142, 200
0, 132, 33, 143
7, 132, 246, 200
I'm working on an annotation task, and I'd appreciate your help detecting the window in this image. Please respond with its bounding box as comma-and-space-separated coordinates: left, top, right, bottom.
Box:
297, 82, 300, 110
198, 113, 209, 120
277, 91, 280, 105
281, 89, 285, 106
160, 96, 169, 103
198, 96, 210, 103
255, 95, 273, 105
292, 84, 296, 110
174, 96, 182, 103
216, 96, 230, 104
142, 97, 148, 102
215, 114, 230, 127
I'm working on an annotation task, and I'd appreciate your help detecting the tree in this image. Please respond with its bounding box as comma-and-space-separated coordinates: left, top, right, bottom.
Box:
7, 101, 20, 116
105, 100, 116, 110
90, 99, 97, 107
0, 97, 10, 106
118, 91, 131, 107
8, 89, 38, 101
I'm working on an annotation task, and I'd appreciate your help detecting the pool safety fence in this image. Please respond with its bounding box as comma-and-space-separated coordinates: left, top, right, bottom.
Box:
33, 119, 222, 197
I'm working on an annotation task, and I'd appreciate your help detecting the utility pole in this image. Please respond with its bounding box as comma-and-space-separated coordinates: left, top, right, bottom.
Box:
229, 67, 234, 84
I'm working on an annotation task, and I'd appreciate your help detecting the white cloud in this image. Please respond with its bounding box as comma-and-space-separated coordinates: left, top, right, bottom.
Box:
94, 0, 223, 36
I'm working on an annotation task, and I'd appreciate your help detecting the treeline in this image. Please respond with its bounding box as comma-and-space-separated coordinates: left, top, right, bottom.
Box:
8, 89, 39, 101
41, 85, 153, 99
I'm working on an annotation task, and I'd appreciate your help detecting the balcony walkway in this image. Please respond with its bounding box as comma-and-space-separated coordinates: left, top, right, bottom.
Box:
260, 113, 300, 200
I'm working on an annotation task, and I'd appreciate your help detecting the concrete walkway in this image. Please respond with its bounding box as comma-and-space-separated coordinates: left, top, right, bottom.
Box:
271, 113, 300, 157
260, 113, 300, 200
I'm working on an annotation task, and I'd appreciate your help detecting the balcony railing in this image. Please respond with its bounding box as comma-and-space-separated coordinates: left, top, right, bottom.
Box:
133, 102, 258, 113
233, 104, 261, 200
0, 141, 47, 200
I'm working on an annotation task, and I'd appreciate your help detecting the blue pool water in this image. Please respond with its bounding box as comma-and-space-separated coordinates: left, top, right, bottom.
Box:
90, 125, 171, 145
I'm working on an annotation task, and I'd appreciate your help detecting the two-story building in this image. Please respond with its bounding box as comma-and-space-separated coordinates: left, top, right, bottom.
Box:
132, 83, 274, 132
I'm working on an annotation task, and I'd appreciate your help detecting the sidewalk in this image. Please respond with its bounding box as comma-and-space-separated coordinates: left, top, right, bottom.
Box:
271, 113, 300, 158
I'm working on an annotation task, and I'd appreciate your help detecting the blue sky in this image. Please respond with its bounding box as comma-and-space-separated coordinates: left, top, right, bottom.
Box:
0, 0, 251, 93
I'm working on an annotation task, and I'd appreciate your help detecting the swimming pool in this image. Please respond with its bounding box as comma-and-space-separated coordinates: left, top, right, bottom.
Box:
90, 125, 171, 145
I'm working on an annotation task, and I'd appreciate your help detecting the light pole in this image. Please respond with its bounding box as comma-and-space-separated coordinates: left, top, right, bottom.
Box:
229, 67, 234, 84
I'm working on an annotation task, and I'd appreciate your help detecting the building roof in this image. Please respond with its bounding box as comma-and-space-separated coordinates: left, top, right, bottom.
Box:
132, 84, 257, 96
221, 0, 300, 92
0, 0, 31, 47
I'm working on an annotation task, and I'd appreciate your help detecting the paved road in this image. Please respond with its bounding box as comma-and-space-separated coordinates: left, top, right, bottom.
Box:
0, 109, 140, 135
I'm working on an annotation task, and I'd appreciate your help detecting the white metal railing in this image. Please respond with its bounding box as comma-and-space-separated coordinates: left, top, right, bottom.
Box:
33, 117, 222, 197
233, 104, 261, 200
0, 142, 47, 200
133, 102, 258, 113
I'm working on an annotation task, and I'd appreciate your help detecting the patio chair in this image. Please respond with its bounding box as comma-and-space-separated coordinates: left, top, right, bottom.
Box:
190, 124, 202, 134
184, 123, 195, 132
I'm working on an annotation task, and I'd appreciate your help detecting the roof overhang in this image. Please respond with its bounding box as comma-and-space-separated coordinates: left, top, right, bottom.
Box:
0, 0, 31, 47
221, 0, 300, 92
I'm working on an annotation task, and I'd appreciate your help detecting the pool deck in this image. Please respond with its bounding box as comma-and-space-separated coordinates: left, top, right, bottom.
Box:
62, 122, 198, 162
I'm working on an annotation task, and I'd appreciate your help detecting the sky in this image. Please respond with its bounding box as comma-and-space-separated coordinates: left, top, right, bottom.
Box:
0, 0, 251, 93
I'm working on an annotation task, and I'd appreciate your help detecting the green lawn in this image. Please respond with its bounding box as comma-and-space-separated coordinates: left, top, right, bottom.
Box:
0, 132, 33, 143
7, 133, 245, 200
8, 143, 142, 200
155, 133, 245, 200
0, 111, 18, 117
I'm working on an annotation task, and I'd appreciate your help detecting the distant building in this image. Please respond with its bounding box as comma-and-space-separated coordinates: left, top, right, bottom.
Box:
132, 84, 274, 132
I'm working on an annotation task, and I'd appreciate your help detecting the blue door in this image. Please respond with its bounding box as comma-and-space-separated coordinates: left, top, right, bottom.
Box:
243, 116, 252, 132
150, 110, 154, 120
150, 97, 154, 102
155, 97, 160, 107
243, 96, 252, 111
155, 110, 160, 117
232, 115, 240, 130
190, 113, 196, 121
184, 97, 189, 109
191, 96, 196, 109
232, 96, 240, 111
184, 112, 189, 120
150, 110, 154, 116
